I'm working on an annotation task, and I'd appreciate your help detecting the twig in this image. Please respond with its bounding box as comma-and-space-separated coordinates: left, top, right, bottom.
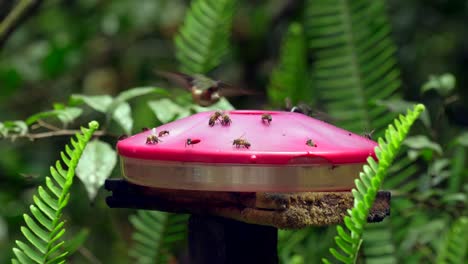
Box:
24, 129, 107, 140
37, 119, 61, 131
0, 0, 43, 48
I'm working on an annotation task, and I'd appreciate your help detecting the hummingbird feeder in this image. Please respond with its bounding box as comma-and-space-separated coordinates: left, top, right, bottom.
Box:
107, 110, 389, 264
117, 110, 377, 192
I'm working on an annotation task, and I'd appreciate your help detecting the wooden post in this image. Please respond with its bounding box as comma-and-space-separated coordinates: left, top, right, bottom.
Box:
188, 215, 278, 264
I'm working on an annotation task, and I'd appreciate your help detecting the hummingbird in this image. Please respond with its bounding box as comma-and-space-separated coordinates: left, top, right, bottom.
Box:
284, 98, 337, 123
156, 70, 256, 107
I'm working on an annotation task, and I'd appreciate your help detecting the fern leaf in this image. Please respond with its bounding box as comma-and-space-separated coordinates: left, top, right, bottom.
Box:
175, 0, 236, 74
129, 211, 188, 264
268, 22, 309, 107
323, 104, 425, 263
304, 0, 401, 136
362, 220, 397, 264
11, 121, 99, 264
436, 217, 468, 264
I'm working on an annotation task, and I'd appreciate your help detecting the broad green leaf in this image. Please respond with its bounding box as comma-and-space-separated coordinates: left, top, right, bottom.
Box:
26, 108, 82, 126
268, 22, 309, 107
148, 99, 191, 123
421, 73, 456, 96
112, 102, 133, 134
0, 120, 28, 137
107, 87, 168, 116
55, 107, 83, 126
76, 139, 117, 200
456, 132, 468, 147
404, 135, 443, 155
70, 94, 113, 113
376, 99, 431, 128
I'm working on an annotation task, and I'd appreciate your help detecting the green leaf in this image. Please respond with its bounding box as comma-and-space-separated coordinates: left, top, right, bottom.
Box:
11, 121, 99, 264
0, 120, 28, 138
404, 135, 443, 155
148, 99, 191, 123
175, 0, 236, 74
455, 132, 468, 147
26, 107, 82, 126
324, 105, 425, 263
107, 86, 167, 113
112, 102, 133, 134
304, 0, 401, 136
76, 139, 117, 200
268, 22, 309, 107
69, 94, 113, 113
421, 73, 456, 96
129, 211, 188, 264
436, 217, 468, 264
376, 99, 431, 128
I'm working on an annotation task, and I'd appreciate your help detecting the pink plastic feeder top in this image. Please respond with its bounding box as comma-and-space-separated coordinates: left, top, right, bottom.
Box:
117, 110, 378, 192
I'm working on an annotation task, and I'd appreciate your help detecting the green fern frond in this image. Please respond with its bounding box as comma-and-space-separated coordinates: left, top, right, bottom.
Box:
129, 211, 188, 264
304, 0, 401, 136
436, 217, 468, 264
362, 220, 397, 264
323, 104, 425, 264
268, 22, 309, 107
11, 121, 99, 264
175, 0, 236, 74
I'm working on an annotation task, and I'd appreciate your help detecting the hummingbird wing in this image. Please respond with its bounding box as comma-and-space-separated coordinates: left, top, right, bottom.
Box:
216, 81, 258, 97
155, 70, 194, 91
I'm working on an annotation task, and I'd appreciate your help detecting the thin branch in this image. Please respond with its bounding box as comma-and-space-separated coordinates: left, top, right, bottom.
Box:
24, 129, 107, 140
0, 0, 43, 48
37, 119, 62, 131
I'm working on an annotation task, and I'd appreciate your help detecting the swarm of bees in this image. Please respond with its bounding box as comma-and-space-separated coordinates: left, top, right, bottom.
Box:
185, 138, 201, 147
261, 113, 272, 125
233, 135, 251, 149
208, 111, 231, 126
306, 138, 317, 147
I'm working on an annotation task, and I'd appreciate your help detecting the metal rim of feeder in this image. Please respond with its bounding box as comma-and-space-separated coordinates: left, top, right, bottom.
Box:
117, 110, 377, 192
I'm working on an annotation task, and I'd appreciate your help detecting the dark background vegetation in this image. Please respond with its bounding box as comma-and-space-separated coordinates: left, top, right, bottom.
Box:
0, 0, 467, 263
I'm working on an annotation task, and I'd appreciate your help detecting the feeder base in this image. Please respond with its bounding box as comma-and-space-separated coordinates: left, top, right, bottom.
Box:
105, 179, 390, 229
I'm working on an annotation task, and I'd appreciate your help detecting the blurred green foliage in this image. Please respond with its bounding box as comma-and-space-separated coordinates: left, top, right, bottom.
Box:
0, 0, 467, 263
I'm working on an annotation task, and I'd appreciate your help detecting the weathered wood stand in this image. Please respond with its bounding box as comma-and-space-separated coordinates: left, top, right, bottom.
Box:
105, 179, 390, 263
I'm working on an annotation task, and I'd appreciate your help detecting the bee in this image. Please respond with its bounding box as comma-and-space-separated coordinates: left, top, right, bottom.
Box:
233, 136, 250, 149
158, 130, 170, 137
306, 138, 317, 147
141, 127, 150, 132
146, 128, 162, 144
209, 111, 223, 127
220, 113, 232, 126
261, 113, 272, 124
185, 138, 201, 147
362, 129, 375, 140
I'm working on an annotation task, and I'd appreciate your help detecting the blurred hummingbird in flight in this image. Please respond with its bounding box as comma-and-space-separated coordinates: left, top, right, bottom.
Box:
155, 70, 256, 107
